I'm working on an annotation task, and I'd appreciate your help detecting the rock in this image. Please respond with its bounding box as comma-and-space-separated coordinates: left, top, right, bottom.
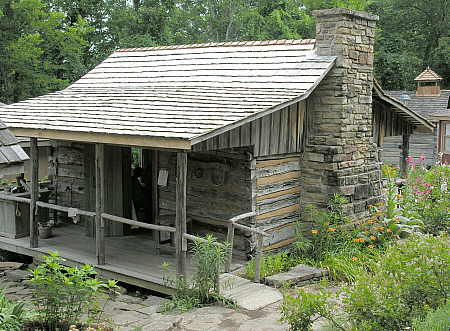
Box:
136, 305, 160, 315
0, 262, 24, 271
115, 285, 127, 295
110, 310, 148, 326
220, 274, 283, 311
115, 294, 144, 305
142, 295, 167, 307
4, 269, 30, 282
265, 264, 328, 288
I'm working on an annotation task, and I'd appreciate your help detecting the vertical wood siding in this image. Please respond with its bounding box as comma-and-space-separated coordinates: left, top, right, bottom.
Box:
192, 101, 306, 157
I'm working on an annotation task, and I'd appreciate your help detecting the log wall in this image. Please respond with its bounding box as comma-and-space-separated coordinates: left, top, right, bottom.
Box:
51, 141, 88, 211
158, 149, 253, 256
253, 155, 301, 252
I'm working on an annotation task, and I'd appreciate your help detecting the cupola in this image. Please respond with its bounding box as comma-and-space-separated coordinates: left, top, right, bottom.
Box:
414, 67, 443, 96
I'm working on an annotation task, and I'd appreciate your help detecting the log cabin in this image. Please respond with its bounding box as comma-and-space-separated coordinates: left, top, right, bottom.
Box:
382, 68, 450, 166
0, 9, 434, 292
431, 110, 450, 164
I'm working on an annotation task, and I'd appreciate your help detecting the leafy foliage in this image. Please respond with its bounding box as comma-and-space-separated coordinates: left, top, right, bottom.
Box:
412, 302, 450, 331
343, 234, 450, 331
0, 0, 91, 103
399, 159, 450, 235
279, 288, 338, 331
28, 252, 118, 329
162, 234, 232, 312
0, 288, 30, 331
3, 0, 446, 105
280, 234, 450, 331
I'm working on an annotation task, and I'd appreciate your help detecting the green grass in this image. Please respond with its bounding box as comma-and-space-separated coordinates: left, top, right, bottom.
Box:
412, 303, 450, 331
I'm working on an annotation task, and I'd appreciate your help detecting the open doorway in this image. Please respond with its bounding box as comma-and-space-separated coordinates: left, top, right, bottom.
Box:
129, 148, 158, 228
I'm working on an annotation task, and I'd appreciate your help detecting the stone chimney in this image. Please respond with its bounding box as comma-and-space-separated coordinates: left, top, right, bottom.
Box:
299, 8, 382, 220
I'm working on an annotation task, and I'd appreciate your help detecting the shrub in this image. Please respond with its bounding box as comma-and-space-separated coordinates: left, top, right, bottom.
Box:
412, 303, 450, 331
342, 234, 450, 331
191, 234, 230, 303
400, 159, 449, 235
162, 234, 232, 312
294, 203, 356, 262
28, 252, 118, 329
279, 287, 344, 331
0, 288, 30, 330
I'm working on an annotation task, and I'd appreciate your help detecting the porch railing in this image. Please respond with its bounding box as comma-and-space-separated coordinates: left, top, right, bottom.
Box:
221, 211, 269, 283
0, 193, 267, 283
0, 193, 31, 204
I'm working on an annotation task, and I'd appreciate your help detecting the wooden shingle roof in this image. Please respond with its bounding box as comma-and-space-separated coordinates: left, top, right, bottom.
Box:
414, 67, 443, 81
386, 90, 450, 119
373, 81, 434, 130
0, 102, 29, 175
0, 39, 336, 149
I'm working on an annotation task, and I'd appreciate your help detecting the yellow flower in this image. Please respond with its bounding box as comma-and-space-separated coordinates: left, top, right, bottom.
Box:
393, 217, 401, 223
352, 257, 358, 261
327, 227, 337, 232
396, 194, 403, 199
368, 204, 374, 209
311, 229, 319, 235
375, 211, 384, 216
369, 235, 377, 241
386, 228, 393, 233
353, 238, 365, 243
368, 245, 375, 249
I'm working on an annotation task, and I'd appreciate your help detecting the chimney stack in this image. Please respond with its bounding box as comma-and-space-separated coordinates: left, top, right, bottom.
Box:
299, 9, 382, 220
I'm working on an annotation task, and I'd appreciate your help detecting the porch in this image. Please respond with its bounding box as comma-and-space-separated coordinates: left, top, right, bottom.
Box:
0, 137, 267, 294
0, 221, 247, 294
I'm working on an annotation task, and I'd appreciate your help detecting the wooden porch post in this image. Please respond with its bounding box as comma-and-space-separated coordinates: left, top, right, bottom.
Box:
400, 124, 411, 177
30, 137, 39, 248
95, 144, 106, 265
176, 151, 187, 277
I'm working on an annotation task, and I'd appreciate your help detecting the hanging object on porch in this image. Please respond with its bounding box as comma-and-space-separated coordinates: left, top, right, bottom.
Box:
158, 169, 168, 187
68, 207, 80, 224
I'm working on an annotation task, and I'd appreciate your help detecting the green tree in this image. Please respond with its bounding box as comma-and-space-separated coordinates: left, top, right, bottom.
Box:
0, 0, 91, 103
370, 0, 450, 89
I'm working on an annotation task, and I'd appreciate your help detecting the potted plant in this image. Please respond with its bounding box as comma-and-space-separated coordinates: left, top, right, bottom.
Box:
38, 222, 53, 239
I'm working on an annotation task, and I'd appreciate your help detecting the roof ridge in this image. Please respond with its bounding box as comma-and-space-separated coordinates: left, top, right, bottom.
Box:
414, 67, 443, 81
116, 39, 316, 52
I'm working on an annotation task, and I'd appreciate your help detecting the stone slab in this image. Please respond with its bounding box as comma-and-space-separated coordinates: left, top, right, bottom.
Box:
265, 264, 328, 288
4, 269, 29, 282
0, 262, 24, 270
219, 273, 282, 311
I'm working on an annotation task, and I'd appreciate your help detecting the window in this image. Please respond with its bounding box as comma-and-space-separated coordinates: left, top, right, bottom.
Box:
444, 123, 450, 153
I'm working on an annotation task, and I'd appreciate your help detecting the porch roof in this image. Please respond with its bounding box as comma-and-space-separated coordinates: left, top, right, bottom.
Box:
0, 39, 336, 149
373, 81, 435, 130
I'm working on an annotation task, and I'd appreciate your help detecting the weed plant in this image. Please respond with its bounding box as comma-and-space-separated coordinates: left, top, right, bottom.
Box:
0, 288, 31, 330
162, 234, 233, 312
28, 252, 118, 329
412, 302, 450, 331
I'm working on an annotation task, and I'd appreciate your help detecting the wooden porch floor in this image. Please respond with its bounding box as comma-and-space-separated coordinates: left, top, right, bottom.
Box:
0, 223, 245, 294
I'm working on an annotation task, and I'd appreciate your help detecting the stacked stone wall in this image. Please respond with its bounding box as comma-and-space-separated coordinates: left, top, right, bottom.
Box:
300, 9, 382, 219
